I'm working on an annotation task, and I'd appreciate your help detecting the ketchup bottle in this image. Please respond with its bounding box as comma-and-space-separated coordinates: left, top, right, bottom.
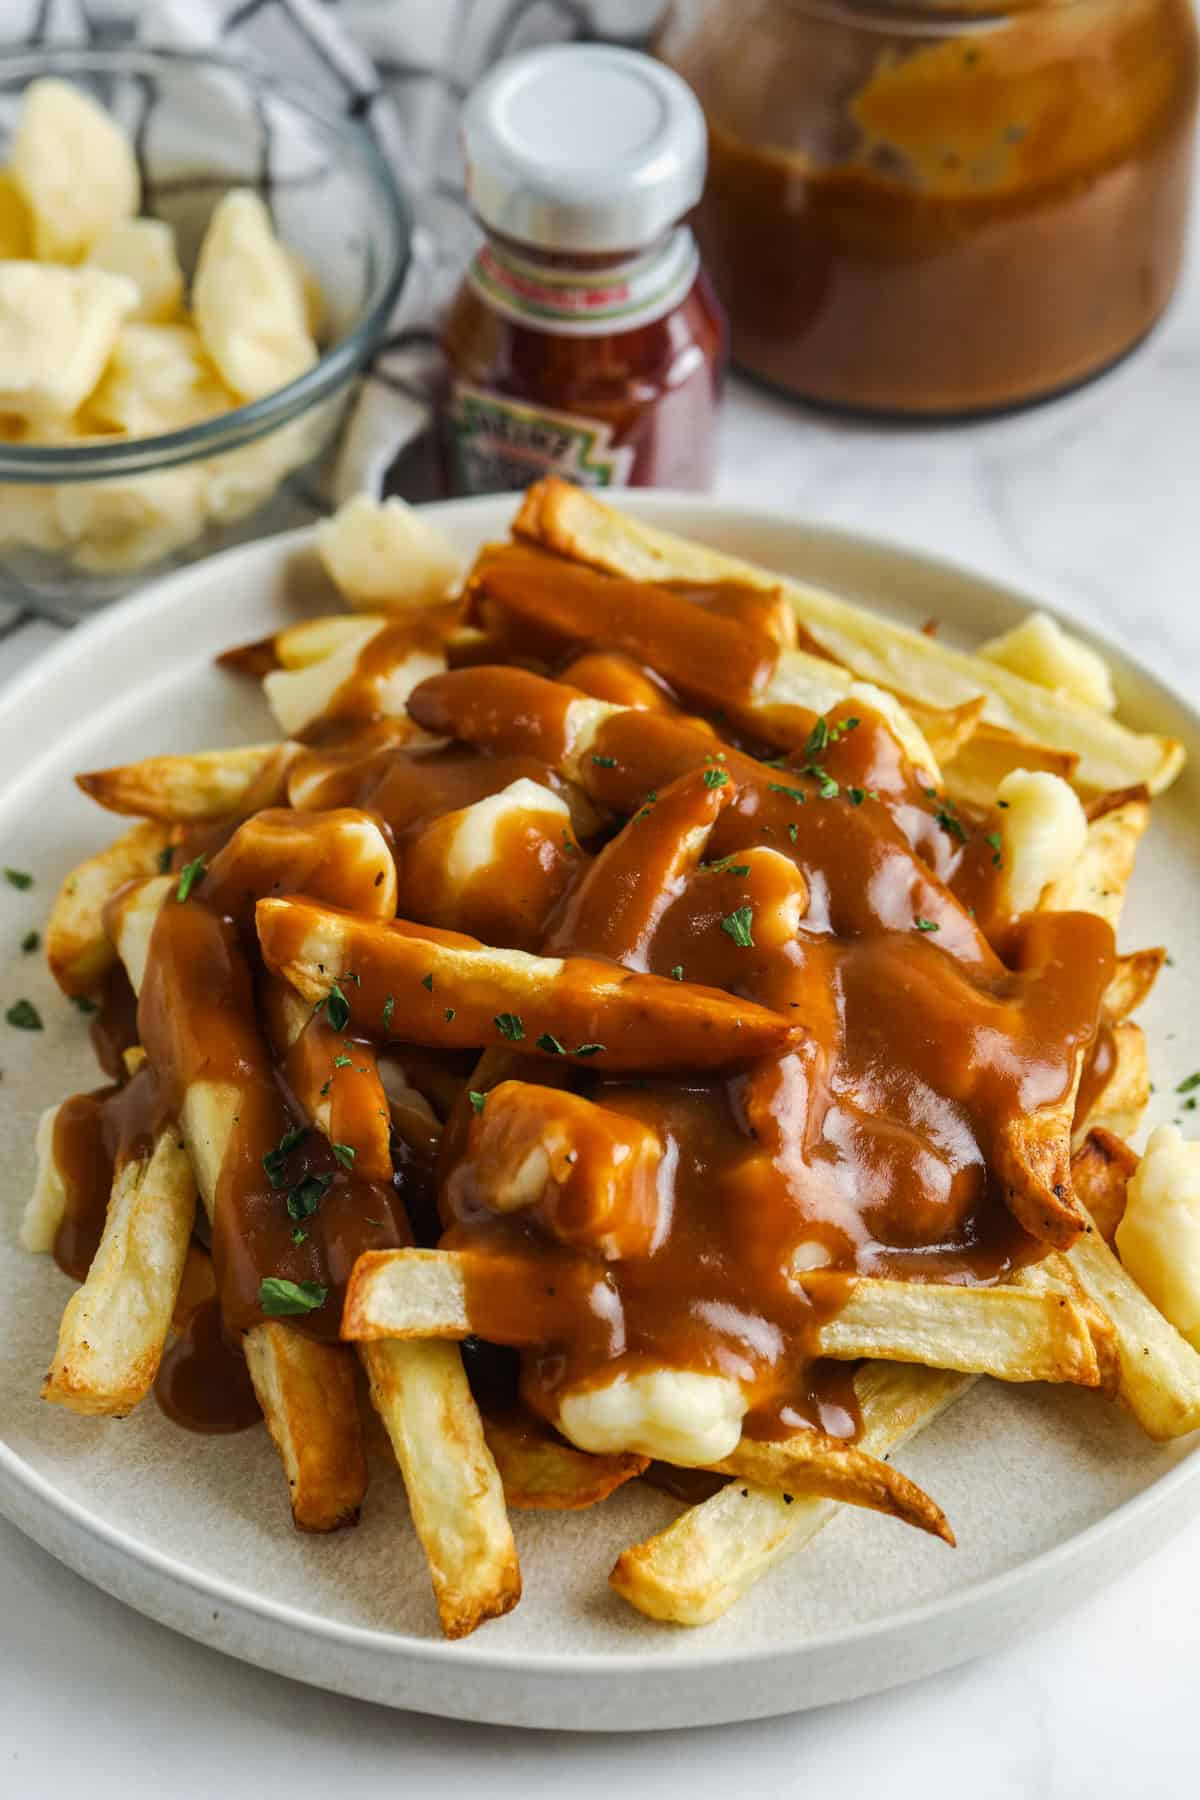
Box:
440, 45, 726, 495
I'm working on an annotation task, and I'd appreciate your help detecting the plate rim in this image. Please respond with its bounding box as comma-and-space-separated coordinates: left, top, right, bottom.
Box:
1, 489, 1196, 1716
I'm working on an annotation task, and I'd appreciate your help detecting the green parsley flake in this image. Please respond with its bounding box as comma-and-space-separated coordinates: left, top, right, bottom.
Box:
806, 717, 829, 756
591, 754, 617, 768
494, 1011, 525, 1041
829, 716, 860, 741
382, 994, 395, 1032
1176, 1072, 1200, 1094
787, 822, 799, 843
573, 1043, 605, 1057
4, 868, 32, 891
721, 905, 755, 949
319, 1078, 331, 1097
6, 998, 41, 1030
333, 1053, 353, 1069
670, 965, 684, 981
934, 808, 966, 843
847, 787, 866, 806
332, 1143, 356, 1169
286, 1172, 332, 1221
915, 917, 940, 933
807, 766, 838, 800
703, 766, 729, 789
262, 1126, 309, 1189
175, 855, 206, 903
985, 830, 1004, 867
325, 980, 351, 1032
421, 972, 434, 992
259, 1277, 327, 1317
768, 782, 805, 805
444, 1007, 456, 1023
469, 1090, 486, 1116
70, 994, 97, 1014
157, 845, 174, 874
291, 1227, 309, 1246
536, 1032, 566, 1055
705, 855, 750, 876
20, 929, 39, 954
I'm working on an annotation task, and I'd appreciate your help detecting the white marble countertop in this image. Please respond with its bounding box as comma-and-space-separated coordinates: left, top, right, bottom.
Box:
1, 218, 1198, 1797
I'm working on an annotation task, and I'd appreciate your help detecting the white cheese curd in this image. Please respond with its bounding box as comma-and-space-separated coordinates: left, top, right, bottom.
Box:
1115, 1125, 1200, 1347
557, 1367, 748, 1466
193, 190, 316, 399
86, 218, 184, 325
979, 611, 1116, 713
317, 493, 464, 611
56, 466, 208, 575
88, 324, 228, 437
11, 78, 139, 262
0, 263, 137, 421
444, 778, 570, 892
995, 768, 1088, 915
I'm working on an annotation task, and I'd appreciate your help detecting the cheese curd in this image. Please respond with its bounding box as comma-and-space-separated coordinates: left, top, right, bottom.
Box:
192, 190, 317, 400
88, 324, 228, 437
995, 768, 1088, 916
317, 493, 465, 612
1115, 1125, 1200, 1348
56, 467, 208, 575
0, 172, 31, 260
86, 218, 185, 325
980, 611, 1116, 714
0, 263, 137, 421
11, 78, 139, 262
557, 1367, 748, 1466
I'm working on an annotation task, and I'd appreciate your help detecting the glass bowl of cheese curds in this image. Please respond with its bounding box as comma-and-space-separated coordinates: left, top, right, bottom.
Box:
0, 46, 410, 620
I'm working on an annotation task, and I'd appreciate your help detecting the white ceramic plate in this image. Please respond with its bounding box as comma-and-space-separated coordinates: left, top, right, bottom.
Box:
1, 494, 1198, 1731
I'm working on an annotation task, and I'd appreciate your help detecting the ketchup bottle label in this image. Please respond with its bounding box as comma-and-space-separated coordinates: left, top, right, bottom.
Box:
445, 380, 635, 493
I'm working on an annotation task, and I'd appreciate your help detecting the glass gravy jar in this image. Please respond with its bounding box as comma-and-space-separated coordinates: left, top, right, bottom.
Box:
657, 0, 1199, 416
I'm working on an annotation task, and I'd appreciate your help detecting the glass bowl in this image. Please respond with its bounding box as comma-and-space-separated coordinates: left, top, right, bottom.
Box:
0, 45, 411, 622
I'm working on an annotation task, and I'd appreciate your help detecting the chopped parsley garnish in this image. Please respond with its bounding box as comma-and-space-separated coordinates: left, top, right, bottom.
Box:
1176, 1072, 1200, 1094
444, 1007, 456, 1022
469, 1090, 486, 1116
573, 1043, 605, 1057
536, 1032, 566, 1055
4, 868, 32, 890
319, 1078, 331, 1097
670, 965, 684, 981
805, 717, 829, 756
333, 1053, 353, 1069
847, 787, 866, 806
259, 1277, 327, 1317
263, 1125, 309, 1189
787, 822, 798, 843
382, 994, 394, 1033
331, 1143, 356, 1169
720, 904, 755, 949
807, 766, 839, 800
6, 998, 41, 1030
157, 845, 174, 874
70, 994, 97, 1014
561, 830, 578, 856
591, 754, 617, 768
291, 1227, 308, 1246
175, 855, 206, 903
768, 782, 805, 805
702, 766, 729, 789
934, 807, 966, 843
829, 716, 860, 741
20, 930, 38, 954
286, 1172, 332, 1221
915, 917, 940, 933
421, 973, 434, 992
494, 1011, 525, 1041
704, 855, 751, 876
324, 980, 351, 1032
985, 830, 1004, 867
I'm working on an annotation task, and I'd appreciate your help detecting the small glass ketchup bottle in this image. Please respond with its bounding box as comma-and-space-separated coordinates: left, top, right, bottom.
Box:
440, 44, 726, 495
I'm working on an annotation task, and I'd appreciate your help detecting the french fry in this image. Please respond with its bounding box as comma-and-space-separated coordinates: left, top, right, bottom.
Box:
483, 1410, 647, 1511
107, 873, 369, 1532
21, 1103, 67, 1253
263, 618, 444, 737
610, 1362, 972, 1626
714, 1430, 954, 1544
359, 1338, 520, 1636
1011, 1251, 1120, 1398
943, 727, 1079, 811
45, 818, 173, 995
42, 1124, 196, 1417
76, 742, 296, 822
342, 1248, 1102, 1388
515, 478, 1182, 794
1041, 787, 1150, 927
993, 1056, 1086, 1248
1065, 1203, 1200, 1438
1071, 1128, 1139, 1245
1104, 948, 1166, 1022
256, 896, 804, 1072
1075, 1021, 1150, 1147
244, 1323, 368, 1533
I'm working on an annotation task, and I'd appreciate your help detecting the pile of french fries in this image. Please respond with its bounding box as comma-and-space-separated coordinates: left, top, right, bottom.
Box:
24, 476, 1200, 1639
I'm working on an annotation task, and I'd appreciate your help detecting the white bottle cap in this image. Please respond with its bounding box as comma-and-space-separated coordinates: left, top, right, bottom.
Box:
461, 44, 707, 255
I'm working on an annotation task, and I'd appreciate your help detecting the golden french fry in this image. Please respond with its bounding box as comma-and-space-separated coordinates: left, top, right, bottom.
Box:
275, 614, 388, 670
1075, 1021, 1150, 1147
244, 1323, 368, 1532
359, 1338, 520, 1637
76, 743, 296, 822
1041, 787, 1150, 927
1071, 1128, 1139, 1245
263, 617, 444, 737
942, 726, 1079, 810
483, 1410, 647, 1511
610, 1362, 971, 1627
1011, 1251, 1120, 1399
1105, 948, 1166, 1021
714, 1430, 954, 1544
256, 896, 803, 1072
45, 818, 173, 995
1065, 1203, 1200, 1438
42, 1125, 196, 1417
514, 478, 1182, 795
22, 1103, 67, 1253
993, 1055, 1086, 1248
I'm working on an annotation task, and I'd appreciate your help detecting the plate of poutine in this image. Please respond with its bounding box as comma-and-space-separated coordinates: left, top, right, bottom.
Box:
1, 479, 1198, 1729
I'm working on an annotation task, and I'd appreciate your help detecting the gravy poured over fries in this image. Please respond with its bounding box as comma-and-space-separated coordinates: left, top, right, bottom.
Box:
27, 478, 1199, 1637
